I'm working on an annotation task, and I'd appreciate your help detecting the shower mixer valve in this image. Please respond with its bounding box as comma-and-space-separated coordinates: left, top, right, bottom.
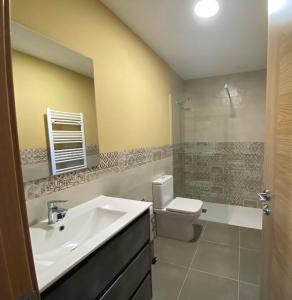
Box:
257, 190, 272, 203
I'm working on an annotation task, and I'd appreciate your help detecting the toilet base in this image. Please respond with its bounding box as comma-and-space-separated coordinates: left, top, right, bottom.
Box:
154, 210, 202, 242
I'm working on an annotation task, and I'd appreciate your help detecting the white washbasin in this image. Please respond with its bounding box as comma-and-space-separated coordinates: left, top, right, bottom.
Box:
31, 207, 126, 267
30, 195, 152, 292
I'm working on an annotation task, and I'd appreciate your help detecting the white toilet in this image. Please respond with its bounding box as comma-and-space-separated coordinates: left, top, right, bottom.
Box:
152, 175, 203, 242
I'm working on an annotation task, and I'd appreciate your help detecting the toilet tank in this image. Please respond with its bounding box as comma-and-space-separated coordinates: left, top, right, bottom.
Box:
152, 175, 174, 209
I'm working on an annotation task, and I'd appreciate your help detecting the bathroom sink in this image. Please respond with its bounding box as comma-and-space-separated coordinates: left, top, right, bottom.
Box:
29, 195, 152, 292
30, 207, 126, 268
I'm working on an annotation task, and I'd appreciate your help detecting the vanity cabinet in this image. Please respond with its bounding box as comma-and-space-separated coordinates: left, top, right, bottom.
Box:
41, 210, 152, 300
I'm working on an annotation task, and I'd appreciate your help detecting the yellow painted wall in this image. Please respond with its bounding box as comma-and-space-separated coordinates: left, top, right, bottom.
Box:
11, 0, 171, 152
12, 50, 98, 149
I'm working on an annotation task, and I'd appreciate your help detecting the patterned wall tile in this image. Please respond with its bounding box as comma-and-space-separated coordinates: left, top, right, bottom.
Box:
86, 144, 99, 156
173, 142, 264, 207
46, 170, 86, 194
98, 152, 119, 169
24, 144, 173, 200
20, 144, 99, 166
21, 148, 48, 165
118, 147, 152, 170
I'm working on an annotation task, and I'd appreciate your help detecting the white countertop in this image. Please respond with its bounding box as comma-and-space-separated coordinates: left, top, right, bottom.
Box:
30, 196, 152, 292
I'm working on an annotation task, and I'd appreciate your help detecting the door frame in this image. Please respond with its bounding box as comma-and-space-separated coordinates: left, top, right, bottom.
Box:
262, 0, 292, 299
0, 0, 40, 299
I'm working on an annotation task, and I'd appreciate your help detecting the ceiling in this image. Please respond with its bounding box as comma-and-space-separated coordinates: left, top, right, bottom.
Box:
101, 0, 268, 80
11, 22, 94, 78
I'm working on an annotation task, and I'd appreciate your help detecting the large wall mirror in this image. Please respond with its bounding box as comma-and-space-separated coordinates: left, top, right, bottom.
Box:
11, 22, 99, 182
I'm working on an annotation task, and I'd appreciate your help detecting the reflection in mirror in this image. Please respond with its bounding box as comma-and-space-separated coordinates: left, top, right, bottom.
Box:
11, 22, 99, 182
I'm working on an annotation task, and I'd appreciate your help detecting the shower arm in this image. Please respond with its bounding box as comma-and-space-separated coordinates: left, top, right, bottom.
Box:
224, 84, 232, 103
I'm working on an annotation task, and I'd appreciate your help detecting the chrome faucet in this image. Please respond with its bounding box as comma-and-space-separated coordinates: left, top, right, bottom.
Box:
47, 200, 68, 224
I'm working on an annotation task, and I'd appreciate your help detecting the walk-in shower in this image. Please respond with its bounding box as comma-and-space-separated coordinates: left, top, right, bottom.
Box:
173, 71, 266, 228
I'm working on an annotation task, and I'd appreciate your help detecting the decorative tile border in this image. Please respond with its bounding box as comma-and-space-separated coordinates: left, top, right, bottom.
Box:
173, 142, 264, 208
25, 141, 262, 207
24, 145, 173, 200
21, 148, 48, 165
20, 144, 99, 165
85, 144, 99, 156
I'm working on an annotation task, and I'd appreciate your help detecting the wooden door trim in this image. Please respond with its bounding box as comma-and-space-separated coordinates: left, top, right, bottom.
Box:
263, 1, 292, 299
262, 7, 279, 300
0, 0, 39, 299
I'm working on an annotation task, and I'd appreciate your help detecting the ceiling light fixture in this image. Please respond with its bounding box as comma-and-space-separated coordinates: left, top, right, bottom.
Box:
194, 0, 220, 18
268, 0, 286, 14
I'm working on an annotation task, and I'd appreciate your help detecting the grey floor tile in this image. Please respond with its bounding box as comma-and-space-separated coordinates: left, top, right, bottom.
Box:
240, 248, 262, 284
239, 282, 260, 300
201, 222, 239, 246
179, 269, 238, 300
152, 261, 188, 300
240, 227, 262, 250
191, 241, 239, 280
154, 237, 198, 267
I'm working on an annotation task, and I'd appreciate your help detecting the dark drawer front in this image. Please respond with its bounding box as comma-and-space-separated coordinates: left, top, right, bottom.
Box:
42, 210, 150, 300
100, 245, 151, 300
131, 274, 152, 300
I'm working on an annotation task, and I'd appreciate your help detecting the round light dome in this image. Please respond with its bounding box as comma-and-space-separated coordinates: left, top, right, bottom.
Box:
194, 0, 220, 18
268, 0, 286, 14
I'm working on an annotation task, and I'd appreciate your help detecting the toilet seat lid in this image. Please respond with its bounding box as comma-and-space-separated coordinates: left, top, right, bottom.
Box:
166, 197, 203, 214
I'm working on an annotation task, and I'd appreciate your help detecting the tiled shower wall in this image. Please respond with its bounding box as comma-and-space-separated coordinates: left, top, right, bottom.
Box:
173, 142, 264, 207
173, 70, 266, 207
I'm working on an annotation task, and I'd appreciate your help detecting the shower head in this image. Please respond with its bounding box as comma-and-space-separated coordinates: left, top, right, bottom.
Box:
176, 96, 192, 105
176, 97, 192, 111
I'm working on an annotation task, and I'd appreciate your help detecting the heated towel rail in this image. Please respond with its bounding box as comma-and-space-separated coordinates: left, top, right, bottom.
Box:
47, 108, 87, 175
